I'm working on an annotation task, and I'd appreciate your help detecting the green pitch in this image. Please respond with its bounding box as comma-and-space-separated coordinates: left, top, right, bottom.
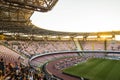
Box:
63, 58, 120, 80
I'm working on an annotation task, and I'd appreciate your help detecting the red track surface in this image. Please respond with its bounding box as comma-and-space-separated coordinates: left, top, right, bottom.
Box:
46, 59, 80, 80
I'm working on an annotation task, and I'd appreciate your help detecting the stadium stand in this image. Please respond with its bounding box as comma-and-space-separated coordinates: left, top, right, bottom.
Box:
0, 39, 120, 79
1, 0, 120, 80
81, 41, 104, 50
5, 40, 76, 57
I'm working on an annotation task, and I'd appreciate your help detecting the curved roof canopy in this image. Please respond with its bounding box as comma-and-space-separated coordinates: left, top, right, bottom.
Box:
0, 0, 120, 39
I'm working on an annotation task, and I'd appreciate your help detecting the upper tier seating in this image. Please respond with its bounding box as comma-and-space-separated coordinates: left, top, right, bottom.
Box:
5, 40, 76, 57
80, 41, 104, 50
107, 41, 120, 51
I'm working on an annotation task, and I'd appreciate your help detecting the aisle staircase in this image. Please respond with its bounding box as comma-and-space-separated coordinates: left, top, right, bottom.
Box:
73, 39, 84, 56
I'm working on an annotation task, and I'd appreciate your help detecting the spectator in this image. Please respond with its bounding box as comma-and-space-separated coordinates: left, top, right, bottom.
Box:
0, 70, 4, 80
0, 58, 5, 76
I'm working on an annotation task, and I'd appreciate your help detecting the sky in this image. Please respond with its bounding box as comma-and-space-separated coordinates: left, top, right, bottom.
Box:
30, 0, 120, 32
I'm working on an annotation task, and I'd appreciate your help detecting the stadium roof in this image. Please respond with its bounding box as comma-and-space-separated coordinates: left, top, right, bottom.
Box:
0, 0, 120, 38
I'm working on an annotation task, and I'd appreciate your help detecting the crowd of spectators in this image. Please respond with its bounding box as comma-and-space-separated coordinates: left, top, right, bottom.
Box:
0, 58, 44, 80
0, 40, 78, 80
81, 41, 104, 50
80, 41, 120, 51
110, 46, 120, 51
4, 40, 120, 58
4, 40, 76, 58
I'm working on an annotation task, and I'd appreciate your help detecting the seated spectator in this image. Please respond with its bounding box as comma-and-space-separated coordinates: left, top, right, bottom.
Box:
0, 70, 4, 80
0, 58, 5, 76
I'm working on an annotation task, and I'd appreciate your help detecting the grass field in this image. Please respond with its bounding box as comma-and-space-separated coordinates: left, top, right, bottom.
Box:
63, 58, 120, 80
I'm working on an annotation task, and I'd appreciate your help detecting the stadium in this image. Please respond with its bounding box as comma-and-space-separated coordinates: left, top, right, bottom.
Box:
1, 0, 120, 80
